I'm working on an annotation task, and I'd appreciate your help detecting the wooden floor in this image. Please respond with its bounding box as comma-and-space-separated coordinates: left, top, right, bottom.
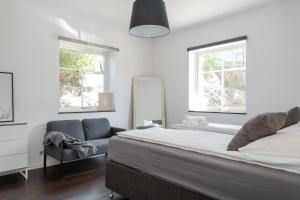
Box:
0, 157, 127, 200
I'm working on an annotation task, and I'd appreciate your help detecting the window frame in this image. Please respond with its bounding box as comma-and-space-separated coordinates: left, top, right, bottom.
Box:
188, 37, 247, 114
58, 43, 113, 114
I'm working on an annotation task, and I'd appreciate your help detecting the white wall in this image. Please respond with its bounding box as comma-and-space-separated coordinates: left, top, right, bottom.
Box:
0, 0, 153, 167
153, 0, 300, 127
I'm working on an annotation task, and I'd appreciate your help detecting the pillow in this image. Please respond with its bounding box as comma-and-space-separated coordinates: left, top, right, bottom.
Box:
227, 112, 287, 151
239, 123, 300, 157
282, 107, 300, 128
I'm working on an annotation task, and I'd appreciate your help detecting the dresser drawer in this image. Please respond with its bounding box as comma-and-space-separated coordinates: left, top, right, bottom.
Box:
0, 140, 27, 157
0, 125, 27, 141
0, 153, 27, 173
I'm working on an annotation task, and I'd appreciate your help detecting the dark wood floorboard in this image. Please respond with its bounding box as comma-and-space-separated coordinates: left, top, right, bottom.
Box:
0, 157, 128, 200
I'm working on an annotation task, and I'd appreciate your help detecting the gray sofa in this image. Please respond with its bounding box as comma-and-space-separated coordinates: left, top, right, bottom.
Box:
43, 118, 126, 177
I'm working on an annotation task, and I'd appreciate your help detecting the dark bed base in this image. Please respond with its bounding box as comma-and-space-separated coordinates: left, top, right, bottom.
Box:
105, 160, 216, 200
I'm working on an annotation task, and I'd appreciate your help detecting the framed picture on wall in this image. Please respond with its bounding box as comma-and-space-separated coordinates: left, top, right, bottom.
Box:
0, 72, 14, 122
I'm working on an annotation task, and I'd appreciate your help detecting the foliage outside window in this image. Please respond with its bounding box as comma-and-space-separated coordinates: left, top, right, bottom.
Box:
59, 47, 106, 112
189, 40, 246, 113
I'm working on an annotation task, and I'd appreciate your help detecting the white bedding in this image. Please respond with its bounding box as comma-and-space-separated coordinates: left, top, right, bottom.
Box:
240, 122, 300, 158
172, 123, 241, 135
118, 128, 300, 174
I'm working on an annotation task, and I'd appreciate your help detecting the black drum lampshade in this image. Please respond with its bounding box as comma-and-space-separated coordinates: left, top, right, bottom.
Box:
129, 0, 170, 38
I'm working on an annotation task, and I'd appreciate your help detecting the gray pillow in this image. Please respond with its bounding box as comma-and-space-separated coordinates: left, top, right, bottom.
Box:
227, 112, 287, 151
282, 107, 300, 128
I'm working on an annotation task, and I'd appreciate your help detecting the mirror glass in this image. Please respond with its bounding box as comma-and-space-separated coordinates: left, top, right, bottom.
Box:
133, 77, 165, 129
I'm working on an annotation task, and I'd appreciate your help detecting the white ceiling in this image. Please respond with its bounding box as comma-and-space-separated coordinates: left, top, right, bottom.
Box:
27, 0, 280, 31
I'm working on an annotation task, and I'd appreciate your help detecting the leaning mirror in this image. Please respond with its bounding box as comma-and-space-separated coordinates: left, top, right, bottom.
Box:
133, 77, 165, 129
0, 72, 14, 122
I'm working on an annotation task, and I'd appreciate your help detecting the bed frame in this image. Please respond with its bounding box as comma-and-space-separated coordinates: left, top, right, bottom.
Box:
105, 160, 216, 200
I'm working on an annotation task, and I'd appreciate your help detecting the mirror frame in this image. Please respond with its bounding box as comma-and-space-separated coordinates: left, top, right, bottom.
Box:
133, 76, 165, 129
0, 72, 14, 123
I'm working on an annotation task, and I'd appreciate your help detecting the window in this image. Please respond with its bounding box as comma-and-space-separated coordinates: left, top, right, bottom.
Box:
189, 38, 247, 113
59, 41, 110, 113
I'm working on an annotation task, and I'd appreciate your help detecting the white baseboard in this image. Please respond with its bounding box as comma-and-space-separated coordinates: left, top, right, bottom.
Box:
28, 160, 59, 171
28, 154, 106, 171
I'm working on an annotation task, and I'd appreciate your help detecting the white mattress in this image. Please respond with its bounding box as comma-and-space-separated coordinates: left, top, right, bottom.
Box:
117, 128, 300, 174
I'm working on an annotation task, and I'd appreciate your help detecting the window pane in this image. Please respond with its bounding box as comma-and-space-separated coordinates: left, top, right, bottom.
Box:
189, 40, 246, 113
223, 47, 246, 69
59, 68, 83, 108
200, 72, 222, 111
59, 46, 106, 112
201, 54, 222, 72
223, 69, 246, 112
82, 73, 104, 107
60, 48, 104, 72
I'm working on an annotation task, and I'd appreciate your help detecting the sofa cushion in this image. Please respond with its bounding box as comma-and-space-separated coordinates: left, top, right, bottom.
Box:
88, 139, 109, 155
63, 139, 109, 161
46, 120, 85, 141
82, 118, 112, 140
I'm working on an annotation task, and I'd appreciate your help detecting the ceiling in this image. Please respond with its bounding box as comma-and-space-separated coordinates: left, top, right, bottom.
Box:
26, 0, 280, 31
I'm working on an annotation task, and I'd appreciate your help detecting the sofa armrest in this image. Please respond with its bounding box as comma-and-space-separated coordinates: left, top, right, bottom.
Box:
44, 142, 64, 162
111, 127, 127, 135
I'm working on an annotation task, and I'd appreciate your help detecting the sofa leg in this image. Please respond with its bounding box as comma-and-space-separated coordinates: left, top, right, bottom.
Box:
60, 160, 64, 179
109, 190, 114, 200
43, 153, 47, 174
59, 142, 64, 179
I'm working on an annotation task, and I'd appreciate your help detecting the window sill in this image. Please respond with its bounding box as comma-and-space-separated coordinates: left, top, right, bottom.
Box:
59, 110, 116, 114
188, 110, 247, 115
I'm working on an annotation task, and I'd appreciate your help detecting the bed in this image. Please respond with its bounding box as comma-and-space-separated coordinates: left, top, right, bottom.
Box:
105, 128, 300, 200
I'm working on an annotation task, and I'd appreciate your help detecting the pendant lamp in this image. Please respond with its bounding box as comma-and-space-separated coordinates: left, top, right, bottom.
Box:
129, 0, 170, 38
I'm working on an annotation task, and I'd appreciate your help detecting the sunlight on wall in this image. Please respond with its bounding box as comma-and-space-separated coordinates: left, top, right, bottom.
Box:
56, 18, 79, 38
79, 31, 105, 45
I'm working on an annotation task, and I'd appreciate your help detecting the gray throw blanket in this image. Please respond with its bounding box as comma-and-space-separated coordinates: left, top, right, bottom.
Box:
43, 131, 97, 158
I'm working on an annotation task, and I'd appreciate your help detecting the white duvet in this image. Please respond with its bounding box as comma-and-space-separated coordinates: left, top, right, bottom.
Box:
118, 127, 300, 174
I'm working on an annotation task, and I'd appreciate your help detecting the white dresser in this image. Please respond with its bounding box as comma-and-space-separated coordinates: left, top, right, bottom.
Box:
0, 123, 28, 179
